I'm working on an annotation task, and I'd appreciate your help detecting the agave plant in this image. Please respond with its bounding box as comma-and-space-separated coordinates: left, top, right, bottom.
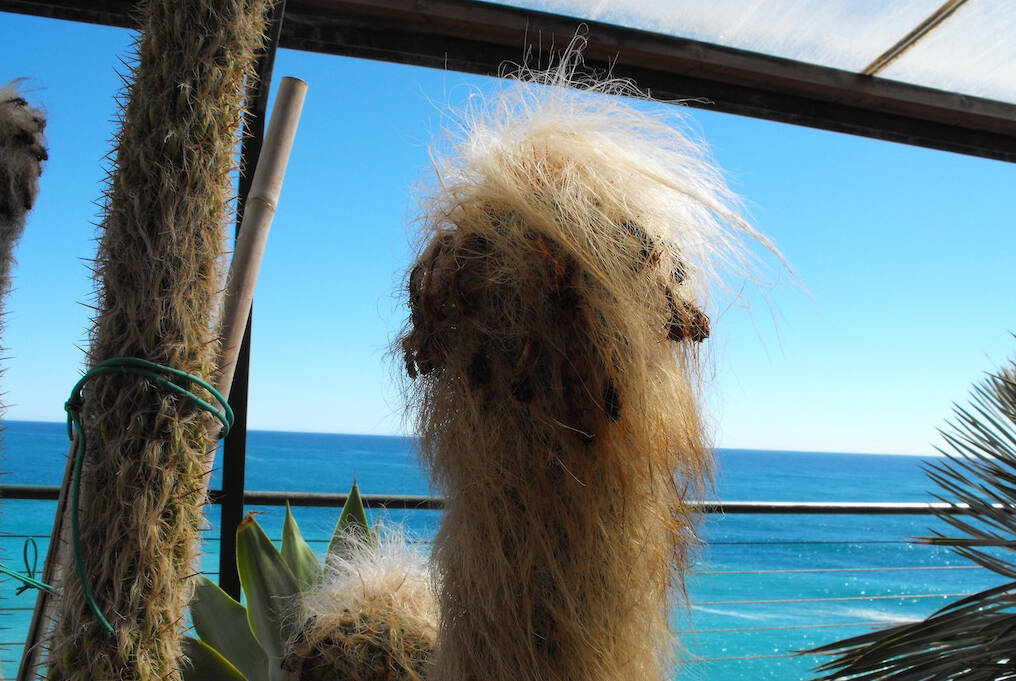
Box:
810, 360, 1016, 681
182, 482, 372, 681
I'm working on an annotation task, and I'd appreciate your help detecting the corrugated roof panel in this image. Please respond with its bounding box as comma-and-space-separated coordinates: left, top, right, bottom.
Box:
494, 0, 941, 71
491, 0, 1015, 105
881, 0, 1016, 103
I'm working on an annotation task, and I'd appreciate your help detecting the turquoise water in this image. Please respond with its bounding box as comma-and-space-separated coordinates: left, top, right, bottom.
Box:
0, 421, 997, 680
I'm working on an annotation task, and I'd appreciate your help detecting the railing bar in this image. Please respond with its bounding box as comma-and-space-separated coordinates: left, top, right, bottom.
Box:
225, 540, 963, 560
676, 620, 898, 634
253, 538, 955, 553
709, 540, 932, 546
693, 592, 971, 606
225, 538, 946, 547
0, 534, 956, 550
219, 537, 943, 549
0, 485, 1001, 515
699, 565, 983, 575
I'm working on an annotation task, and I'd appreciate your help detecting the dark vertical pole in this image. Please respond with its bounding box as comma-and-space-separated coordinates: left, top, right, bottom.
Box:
218, 0, 287, 600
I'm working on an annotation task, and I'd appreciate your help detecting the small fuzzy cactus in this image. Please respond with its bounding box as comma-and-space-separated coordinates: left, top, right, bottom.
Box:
284, 530, 438, 681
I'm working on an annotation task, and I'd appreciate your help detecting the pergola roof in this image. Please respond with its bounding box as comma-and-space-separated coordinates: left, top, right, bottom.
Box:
3, 0, 1015, 162
501, 0, 1014, 105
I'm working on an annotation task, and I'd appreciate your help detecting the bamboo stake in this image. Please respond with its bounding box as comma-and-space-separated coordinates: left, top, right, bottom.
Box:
215, 75, 307, 403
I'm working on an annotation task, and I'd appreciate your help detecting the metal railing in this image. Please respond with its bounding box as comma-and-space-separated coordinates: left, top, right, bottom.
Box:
0, 484, 995, 514
0, 489, 999, 678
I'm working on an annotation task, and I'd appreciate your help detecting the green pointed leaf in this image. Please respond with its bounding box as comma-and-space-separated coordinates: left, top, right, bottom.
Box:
181, 636, 248, 681
236, 513, 300, 681
327, 481, 373, 565
190, 575, 269, 681
282, 501, 321, 590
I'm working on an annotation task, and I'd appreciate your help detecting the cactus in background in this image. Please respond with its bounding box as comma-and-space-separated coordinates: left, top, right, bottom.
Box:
0, 82, 46, 303
44, 1, 269, 679
0, 81, 46, 681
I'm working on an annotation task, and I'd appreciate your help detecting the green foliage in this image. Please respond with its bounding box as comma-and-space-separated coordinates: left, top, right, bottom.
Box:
809, 362, 1016, 681
180, 637, 247, 681
182, 484, 373, 681
190, 575, 267, 681
236, 515, 301, 681
327, 480, 373, 564
282, 501, 321, 590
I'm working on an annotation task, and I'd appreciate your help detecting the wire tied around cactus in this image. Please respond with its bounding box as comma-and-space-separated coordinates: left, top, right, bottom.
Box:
0, 538, 55, 595
65, 357, 233, 634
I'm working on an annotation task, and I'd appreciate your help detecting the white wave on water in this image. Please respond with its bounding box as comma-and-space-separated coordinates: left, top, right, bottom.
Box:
837, 607, 921, 624
690, 605, 779, 621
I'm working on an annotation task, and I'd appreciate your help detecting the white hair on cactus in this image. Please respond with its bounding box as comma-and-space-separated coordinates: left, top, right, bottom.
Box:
284, 527, 438, 681
400, 45, 782, 681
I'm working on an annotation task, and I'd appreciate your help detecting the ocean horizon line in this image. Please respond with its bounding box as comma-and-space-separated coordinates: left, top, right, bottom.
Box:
0, 418, 940, 459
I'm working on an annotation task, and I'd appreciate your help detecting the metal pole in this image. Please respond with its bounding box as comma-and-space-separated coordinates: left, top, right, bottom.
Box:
219, 0, 287, 600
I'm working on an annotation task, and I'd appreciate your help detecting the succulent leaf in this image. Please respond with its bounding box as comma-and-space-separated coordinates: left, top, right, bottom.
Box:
181, 636, 249, 681
236, 513, 301, 681
190, 575, 269, 681
282, 501, 321, 590
327, 481, 373, 564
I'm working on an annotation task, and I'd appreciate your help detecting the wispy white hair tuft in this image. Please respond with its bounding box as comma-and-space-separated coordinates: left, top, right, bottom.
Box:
284, 528, 438, 681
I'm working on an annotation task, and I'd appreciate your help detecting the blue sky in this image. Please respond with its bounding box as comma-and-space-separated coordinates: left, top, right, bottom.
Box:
2, 11, 1014, 455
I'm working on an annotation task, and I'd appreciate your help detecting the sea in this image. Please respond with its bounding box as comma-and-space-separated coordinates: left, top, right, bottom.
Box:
0, 420, 998, 680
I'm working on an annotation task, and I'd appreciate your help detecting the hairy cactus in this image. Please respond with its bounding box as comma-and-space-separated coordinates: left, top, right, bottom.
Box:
45, 2, 269, 680
400, 64, 770, 681
0, 82, 46, 296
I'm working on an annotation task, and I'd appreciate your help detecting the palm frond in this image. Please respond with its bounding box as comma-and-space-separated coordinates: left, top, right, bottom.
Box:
808, 362, 1016, 680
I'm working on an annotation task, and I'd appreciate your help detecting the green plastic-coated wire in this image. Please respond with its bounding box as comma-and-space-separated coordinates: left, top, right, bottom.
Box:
65, 357, 233, 635
0, 538, 55, 595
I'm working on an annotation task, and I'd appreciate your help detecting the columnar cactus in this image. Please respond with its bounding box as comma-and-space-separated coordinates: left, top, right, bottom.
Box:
45, 2, 268, 679
400, 71, 767, 681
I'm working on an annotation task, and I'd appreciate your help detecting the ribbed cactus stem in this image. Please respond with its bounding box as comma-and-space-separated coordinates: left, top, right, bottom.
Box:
45, 2, 268, 680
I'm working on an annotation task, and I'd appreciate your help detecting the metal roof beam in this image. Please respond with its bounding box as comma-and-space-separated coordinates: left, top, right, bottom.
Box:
2, 0, 1015, 162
